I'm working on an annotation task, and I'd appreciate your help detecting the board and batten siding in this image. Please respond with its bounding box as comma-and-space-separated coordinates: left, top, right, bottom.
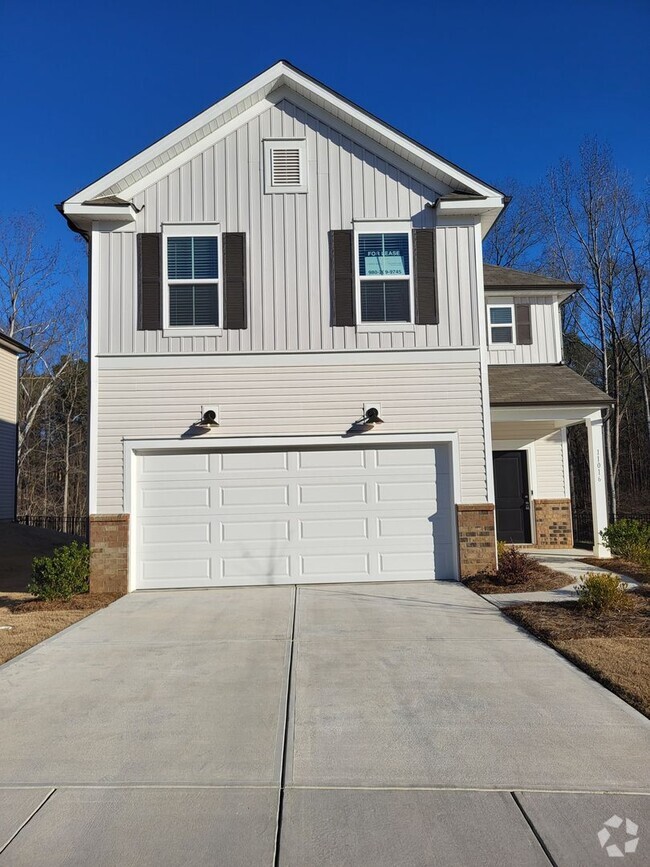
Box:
492, 421, 568, 499
487, 296, 562, 364
0, 349, 18, 520
96, 359, 488, 513
95, 97, 480, 355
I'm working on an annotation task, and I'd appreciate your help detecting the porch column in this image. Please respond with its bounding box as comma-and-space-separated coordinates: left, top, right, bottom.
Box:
586, 411, 610, 558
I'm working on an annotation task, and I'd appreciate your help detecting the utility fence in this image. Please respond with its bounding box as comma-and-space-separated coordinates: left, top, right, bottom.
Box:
16, 515, 89, 540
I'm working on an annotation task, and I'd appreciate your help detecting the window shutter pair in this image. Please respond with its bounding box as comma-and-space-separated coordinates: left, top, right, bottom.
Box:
329, 228, 439, 326
137, 233, 247, 330
515, 304, 532, 345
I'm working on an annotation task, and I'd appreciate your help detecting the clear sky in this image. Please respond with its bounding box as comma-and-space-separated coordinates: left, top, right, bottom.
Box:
1, 0, 648, 265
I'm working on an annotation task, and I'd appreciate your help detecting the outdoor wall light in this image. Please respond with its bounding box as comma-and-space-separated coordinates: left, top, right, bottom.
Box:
193, 406, 220, 431
347, 404, 384, 434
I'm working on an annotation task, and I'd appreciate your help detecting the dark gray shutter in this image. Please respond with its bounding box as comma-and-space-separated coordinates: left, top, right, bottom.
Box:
413, 229, 438, 325
223, 233, 247, 329
329, 230, 355, 326
515, 303, 532, 345
137, 233, 162, 330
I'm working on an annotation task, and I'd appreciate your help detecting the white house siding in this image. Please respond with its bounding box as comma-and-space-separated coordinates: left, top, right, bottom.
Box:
94, 98, 480, 355
0, 349, 18, 520
96, 357, 487, 513
487, 296, 561, 364
491, 421, 568, 499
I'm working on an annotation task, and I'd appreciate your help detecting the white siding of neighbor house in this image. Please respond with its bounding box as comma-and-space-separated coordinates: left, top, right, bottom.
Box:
486, 296, 562, 364
96, 358, 487, 513
94, 97, 481, 355
0, 349, 18, 520
491, 421, 568, 499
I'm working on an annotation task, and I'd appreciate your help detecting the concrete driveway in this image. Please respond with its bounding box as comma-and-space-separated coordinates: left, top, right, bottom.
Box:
0, 582, 648, 865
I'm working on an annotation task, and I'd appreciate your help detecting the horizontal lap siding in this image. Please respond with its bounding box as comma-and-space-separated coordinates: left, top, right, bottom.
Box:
487, 296, 560, 364
96, 360, 487, 512
0, 351, 18, 520
97, 98, 479, 354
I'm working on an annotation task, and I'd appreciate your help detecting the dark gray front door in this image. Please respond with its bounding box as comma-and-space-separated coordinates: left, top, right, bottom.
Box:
493, 451, 531, 543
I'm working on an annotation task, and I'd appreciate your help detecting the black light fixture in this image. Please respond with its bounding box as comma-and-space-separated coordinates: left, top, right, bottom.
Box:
346, 405, 384, 434
364, 406, 384, 425
193, 406, 220, 431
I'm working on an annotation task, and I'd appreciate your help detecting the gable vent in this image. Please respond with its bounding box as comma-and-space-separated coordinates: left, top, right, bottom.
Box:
271, 147, 302, 186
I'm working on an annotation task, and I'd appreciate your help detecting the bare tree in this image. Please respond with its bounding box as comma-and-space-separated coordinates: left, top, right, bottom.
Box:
0, 213, 87, 517
483, 178, 543, 269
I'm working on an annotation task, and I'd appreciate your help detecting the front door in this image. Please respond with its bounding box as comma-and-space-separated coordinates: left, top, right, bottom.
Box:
493, 451, 531, 544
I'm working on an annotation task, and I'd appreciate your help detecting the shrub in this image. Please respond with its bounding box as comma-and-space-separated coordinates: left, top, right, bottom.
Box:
496, 539, 510, 559
494, 545, 535, 585
576, 572, 633, 613
600, 519, 650, 564
27, 541, 90, 601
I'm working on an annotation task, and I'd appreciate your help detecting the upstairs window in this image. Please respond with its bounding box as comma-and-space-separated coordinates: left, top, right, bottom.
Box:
164, 227, 220, 329
488, 304, 514, 344
357, 231, 412, 323
264, 139, 307, 193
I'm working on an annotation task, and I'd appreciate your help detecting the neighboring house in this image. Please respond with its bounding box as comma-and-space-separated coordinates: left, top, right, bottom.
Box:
59, 60, 612, 594
0, 332, 31, 521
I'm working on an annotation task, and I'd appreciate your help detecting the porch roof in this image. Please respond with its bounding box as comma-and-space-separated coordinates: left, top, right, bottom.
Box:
489, 364, 613, 407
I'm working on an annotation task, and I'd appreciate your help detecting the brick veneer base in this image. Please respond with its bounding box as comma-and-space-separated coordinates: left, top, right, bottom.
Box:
533, 499, 574, 548
456, 504, 497, 578
89, 514, 129, 594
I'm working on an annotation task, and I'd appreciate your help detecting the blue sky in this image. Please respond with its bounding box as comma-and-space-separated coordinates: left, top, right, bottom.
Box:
1, 0, 648, 266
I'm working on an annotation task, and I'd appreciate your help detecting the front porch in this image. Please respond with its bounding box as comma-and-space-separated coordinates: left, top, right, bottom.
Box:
489, 364, 614, 558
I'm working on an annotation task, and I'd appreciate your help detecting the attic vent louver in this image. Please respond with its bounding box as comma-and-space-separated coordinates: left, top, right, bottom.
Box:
264, 139, 307, 194
271, 147, 301, 186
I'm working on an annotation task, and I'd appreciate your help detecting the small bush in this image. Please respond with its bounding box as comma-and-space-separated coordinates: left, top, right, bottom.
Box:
576, 572, 633, 613
496, 540, 510, 559
600, 519, 650, 564
27, 541, 90, 601
494, 545, 535, 586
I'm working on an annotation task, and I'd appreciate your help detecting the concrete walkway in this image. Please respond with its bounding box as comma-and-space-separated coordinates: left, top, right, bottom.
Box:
0, 582, 648, 865
485, 552, 638, 608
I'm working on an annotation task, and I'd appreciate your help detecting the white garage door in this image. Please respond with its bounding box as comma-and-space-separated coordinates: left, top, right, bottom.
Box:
134, 444, 455, 589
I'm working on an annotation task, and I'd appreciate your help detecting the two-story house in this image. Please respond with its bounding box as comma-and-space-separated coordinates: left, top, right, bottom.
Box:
59, 61, 612, 594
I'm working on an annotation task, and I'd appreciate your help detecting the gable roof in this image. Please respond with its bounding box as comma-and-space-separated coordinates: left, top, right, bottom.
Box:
489, 364, 612, 407
61, 60, 504, 212
484, 264, 582, 293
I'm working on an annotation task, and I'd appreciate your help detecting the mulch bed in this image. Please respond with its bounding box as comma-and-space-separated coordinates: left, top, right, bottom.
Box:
463, 562, 570, 595
581, 557, 650, 586
504, 587, 650, 718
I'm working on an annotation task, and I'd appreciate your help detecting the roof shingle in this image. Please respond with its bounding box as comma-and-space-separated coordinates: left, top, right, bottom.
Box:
489, 364, 612, 406
484, 264, 581, 292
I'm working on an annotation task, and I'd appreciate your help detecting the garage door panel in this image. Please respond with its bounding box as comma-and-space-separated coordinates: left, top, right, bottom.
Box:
135, 443, 456, 588
298, 482, 368, 506
220, 484, 289, 507
299, 518, 369, 541
220, 451, 289, 472
141, 520, 212, 546
141, 486, 211, 511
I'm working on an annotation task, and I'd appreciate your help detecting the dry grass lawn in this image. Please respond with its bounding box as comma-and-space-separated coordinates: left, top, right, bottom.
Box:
505, 588, 650, 718
0, 593, 120, 666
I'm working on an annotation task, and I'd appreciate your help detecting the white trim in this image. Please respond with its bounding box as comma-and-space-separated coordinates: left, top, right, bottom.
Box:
354, 222, 414, 327
88, 230, 100, 514
162, 223, 222, 334
561, 427, 571, 499
123, 430, 463, 591
553, 298, 564, 362
586, 410, 610, 558
474, 223, 495, 505
491, 405, 609, 424
487, 302, 515, 348
63, 62, 503, 207
97, 347, 481, 369
263, 138, 307, 193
